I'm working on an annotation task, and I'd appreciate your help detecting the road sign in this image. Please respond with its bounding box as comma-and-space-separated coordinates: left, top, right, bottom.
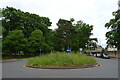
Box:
66, 48, 71, 53
79, 48, 83, 51
39, 48, 41, 54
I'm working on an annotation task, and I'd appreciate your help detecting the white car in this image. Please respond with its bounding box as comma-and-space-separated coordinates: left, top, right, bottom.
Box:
93, 54, 96, 57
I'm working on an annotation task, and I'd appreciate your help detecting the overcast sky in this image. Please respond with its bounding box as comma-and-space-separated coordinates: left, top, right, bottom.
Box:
0, 0, 119, 48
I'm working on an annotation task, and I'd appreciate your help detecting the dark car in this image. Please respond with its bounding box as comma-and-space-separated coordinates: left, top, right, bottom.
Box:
101, 54, 110, 59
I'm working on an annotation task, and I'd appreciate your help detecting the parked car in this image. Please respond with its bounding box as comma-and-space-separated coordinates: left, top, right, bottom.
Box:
89, 53, 93, 56
101, 54, 110, 59
96, 54, 101, 58
93, 54, 96, 57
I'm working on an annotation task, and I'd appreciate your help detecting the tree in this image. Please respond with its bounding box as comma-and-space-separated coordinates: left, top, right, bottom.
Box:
2, 30, 27, 56
2, 6, 96, 55
54, 19, 94, 52
86, 38, 98, 50
28, 30, 51, 54
105, 9, 120, 50
0, 8, 2, 52
71, 20, 93, 51
2, 6, 52, 38
2, 7, 53, 56
54, 19, 75, 51
44, 29, 54, 52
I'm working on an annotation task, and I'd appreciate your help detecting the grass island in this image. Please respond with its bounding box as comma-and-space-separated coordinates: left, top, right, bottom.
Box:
25, 52, 99, 69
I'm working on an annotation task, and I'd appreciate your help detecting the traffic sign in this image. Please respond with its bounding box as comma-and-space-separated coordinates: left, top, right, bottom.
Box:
66, 48, 71, 53
79, 48, 83, 51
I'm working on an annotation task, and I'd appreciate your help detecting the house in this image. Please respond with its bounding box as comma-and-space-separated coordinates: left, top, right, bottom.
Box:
85, 45, 103, 55
85, 50, 102, 56
105, 45, 117, 51
95, 45, 103, 52
104, 45, 118, 57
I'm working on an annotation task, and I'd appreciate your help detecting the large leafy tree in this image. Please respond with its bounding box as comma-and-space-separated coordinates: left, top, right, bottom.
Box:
71, 20, 93, 51
105, 8, 120, 50
2, 6, 96, 55
0, 9, 2, 53
2, 7, 53, 56
86, 38, 98, 50
28, 29, 52, 54
44, 29, 54, 52
72, 20, 93, 48
28, 30, 46, 54
2, 30, 27, 56
54, 19, 75, 51
2, 6, 52, 38
54, 19, 94, 52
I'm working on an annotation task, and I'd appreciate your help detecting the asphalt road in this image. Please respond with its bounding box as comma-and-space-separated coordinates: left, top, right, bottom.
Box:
1, 58, 118, 78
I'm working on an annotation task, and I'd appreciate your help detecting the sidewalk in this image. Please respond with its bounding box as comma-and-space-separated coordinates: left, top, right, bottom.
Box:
0, 59, 28, 63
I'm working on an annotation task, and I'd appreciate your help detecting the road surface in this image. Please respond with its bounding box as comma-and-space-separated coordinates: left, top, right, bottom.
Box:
1, 58, 118, 78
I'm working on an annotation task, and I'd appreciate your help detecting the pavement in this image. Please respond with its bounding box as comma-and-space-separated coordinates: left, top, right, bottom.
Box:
1, 58, 119, 78
0, 59, 28, 63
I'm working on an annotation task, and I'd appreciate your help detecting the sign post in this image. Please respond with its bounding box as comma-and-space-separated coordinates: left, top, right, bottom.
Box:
79, 48, 83, 51
79, 48, 83, 54
39, 48, 41, 55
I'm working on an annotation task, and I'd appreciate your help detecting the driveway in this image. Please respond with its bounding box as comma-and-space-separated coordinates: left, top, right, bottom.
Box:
1, 58, 118, 78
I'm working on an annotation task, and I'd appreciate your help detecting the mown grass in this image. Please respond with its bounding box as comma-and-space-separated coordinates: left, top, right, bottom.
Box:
26, 53, 96, 67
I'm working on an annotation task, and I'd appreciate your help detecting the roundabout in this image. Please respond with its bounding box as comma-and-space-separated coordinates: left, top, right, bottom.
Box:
2, 58, 118, 78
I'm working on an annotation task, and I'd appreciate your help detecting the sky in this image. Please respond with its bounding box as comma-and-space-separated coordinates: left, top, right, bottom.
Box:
0, 0, 119, 48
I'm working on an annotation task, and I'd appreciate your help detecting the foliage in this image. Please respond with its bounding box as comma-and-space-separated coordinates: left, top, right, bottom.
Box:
54, 19, 93, 52
2, 7, 96, 57
26, 52, 96, 67
105, 9, 120, 50
2, 30, 27, 56
2, 6, 52, 38
28, 29, 50, 54
86, 38, 98, 50
54, 19, 75, 51
72, 20, 93, 51
2, 7, 53, 56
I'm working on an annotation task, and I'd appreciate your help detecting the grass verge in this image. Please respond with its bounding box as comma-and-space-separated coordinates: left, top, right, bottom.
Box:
26, 53, 97, 68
